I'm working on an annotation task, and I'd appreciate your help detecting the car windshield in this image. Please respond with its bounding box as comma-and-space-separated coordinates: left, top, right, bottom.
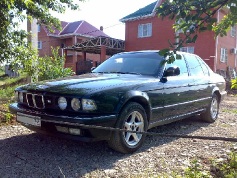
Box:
92, 52, 164, 76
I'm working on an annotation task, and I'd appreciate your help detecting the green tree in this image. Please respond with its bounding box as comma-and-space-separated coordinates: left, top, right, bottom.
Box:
157, 0, 236, 59
12, 46, 74, 82
0, 0, 83, 64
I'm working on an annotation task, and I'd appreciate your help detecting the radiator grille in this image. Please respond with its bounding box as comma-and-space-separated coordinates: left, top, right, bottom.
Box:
26, 93, 45, 109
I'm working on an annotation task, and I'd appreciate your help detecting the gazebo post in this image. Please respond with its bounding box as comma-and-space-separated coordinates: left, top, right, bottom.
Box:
100, 45, 106, 63
83, 51, 86, 61
64, 49, 68, 68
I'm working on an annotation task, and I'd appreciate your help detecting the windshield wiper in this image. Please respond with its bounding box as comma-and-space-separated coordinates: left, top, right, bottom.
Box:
111, 72, 142, 75
92, 72, 111, 74
93, 71, 142, 75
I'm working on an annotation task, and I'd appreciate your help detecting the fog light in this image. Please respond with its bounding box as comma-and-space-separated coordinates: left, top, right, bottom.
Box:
69, 128, 81, 135
56, 126, 69, 133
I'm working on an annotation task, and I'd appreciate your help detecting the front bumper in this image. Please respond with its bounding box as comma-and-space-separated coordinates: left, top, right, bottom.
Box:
9, 103, 117, 142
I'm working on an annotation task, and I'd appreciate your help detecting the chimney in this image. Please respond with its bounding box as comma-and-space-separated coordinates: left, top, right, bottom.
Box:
100, 26, 103, 31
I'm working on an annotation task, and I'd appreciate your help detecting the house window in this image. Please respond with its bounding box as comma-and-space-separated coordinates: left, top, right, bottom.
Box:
138, 23, 152, 38
180, 47, 194, 54
37, 24, 41, 32
38, 41, 42, 49
220, 48, 228, 63
231, 26, 236, 37
175, 19, 195, 34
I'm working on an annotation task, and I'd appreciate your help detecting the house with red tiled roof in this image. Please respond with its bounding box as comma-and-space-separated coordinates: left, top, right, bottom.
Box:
38, 20, 109, 74
120, 0, 237, 79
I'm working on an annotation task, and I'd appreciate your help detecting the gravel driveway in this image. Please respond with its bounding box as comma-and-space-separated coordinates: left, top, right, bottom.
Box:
0, 95, 236, 177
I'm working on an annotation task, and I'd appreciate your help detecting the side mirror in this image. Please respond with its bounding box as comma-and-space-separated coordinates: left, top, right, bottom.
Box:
163, 66, 180, 77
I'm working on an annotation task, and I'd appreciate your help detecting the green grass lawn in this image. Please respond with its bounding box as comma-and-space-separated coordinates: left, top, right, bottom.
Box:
0, 72, 27, 101
0, 72, 28, 125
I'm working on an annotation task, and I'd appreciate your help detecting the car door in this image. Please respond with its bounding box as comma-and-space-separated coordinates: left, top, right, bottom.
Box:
161, 54, 194, 119
183, 54, 212, 111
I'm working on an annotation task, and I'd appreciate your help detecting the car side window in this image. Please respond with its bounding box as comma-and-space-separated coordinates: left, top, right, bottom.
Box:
184, 54, 204, 76
165, 55, 189, 77
195, 56, 210, 76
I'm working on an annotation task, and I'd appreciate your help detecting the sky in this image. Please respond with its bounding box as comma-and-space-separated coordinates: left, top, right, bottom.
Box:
50, 0, 157, 40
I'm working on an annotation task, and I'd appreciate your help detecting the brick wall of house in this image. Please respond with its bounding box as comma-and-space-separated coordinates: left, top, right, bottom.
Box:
216, 9, 237, 76
125, 16, 175, 51
38, 28, 62, 56
181, 30, 216, 70
124, 10, 237, 74
125, 16, 216, 70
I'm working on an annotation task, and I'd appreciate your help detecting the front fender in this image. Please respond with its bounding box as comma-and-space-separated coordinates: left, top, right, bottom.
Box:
116, 90, 152, 120
212, 86, 227, 102
212, 86, 220, 95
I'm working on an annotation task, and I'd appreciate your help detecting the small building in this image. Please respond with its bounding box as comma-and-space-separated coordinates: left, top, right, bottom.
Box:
120, 0, 237, 79
38, 20, 117, 74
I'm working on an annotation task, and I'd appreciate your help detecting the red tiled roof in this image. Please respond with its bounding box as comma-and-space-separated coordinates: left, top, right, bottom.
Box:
43, 21, 69, 35
44, 20, 109, 37
73, 21, 108, 37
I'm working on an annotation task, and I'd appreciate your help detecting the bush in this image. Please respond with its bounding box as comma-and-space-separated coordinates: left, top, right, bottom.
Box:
36, 47, 74, 81
11, 46, 74, 82
231, 78, 237, 90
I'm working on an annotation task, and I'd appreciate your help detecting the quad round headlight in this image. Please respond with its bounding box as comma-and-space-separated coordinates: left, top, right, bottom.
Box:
19, 92, 24, 103
82, 99, 97, 111
71, 98, 80, 111
58, 97, 67, 110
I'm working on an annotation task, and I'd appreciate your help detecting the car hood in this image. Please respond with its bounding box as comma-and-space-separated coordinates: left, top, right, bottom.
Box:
18, 73, 156, 96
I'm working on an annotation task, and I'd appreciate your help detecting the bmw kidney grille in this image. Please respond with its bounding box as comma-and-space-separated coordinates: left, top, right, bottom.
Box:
26, 93, 45, 109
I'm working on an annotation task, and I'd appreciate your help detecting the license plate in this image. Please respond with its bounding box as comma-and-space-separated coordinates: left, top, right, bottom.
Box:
17, 113, 41, 127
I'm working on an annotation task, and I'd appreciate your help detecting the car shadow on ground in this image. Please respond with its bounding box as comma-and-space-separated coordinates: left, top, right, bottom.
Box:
0, 116, 211, 177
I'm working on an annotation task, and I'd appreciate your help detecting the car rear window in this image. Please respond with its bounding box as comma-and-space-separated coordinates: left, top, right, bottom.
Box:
185, 54, 205, 76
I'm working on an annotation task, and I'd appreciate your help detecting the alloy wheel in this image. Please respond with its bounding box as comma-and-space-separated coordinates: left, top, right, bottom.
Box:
211, 97, 218, 119
123, 111, 144, 146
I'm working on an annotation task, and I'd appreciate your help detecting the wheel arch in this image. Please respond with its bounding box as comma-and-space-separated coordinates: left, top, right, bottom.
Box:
118, 91, 152, 122
212, 87, 221, 102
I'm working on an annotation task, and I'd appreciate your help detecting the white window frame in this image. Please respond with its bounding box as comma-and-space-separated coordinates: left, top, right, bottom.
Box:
138, 23, 152, 38
38, 41, 42, 49
180, 46, 194, 54
231, 25, 236, 37
175, 19, 195, 34
220, 48, 228, 63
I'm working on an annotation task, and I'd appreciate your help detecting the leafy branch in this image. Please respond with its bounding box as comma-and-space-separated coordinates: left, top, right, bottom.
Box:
156, 0, 232, 63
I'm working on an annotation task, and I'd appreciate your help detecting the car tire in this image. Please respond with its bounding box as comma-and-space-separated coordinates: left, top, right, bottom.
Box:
108, 102, 148, 154
200, 93, 220, 123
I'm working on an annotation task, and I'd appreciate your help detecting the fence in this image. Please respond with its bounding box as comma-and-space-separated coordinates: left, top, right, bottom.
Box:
4, 65, 19, 78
